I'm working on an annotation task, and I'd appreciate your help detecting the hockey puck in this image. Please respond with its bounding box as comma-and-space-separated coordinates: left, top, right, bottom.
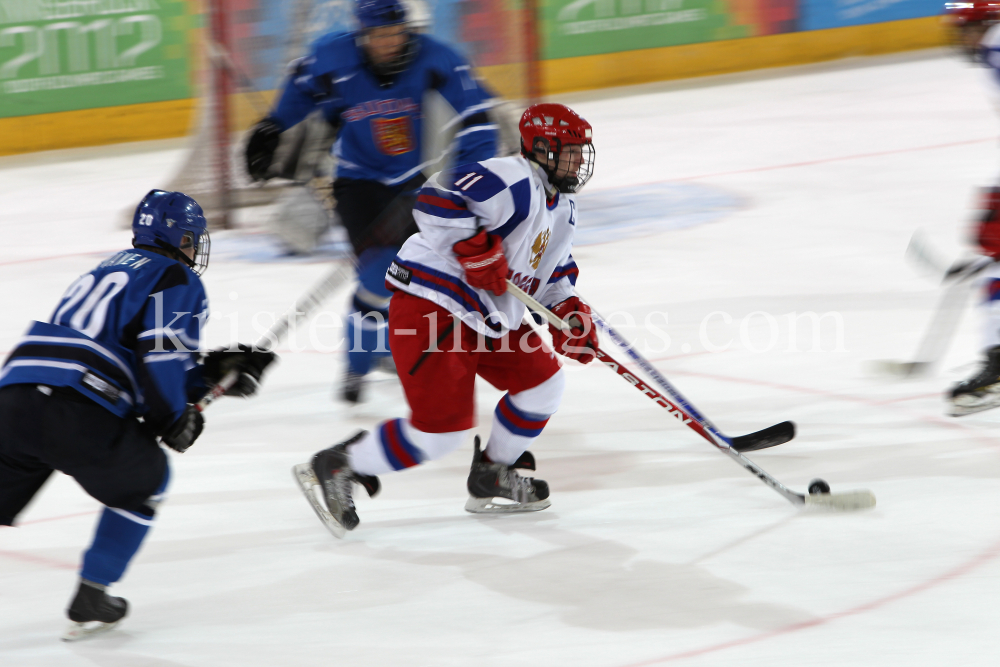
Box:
808, 478, 831, 495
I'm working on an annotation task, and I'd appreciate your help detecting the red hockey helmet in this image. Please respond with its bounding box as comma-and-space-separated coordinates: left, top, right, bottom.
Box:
519, 103, 595, 194
944, 2, 1000, 58
944, 1, 1000, 24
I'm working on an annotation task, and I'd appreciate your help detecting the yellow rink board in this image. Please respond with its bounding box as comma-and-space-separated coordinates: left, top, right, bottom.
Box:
0, 16, 947, 157
536, 16, 946, 97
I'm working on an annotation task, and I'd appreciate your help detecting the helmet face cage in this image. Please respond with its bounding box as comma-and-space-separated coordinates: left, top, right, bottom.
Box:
562, 142, 596, 194
181, 230, 211, 276
364, 32, 417, 77
529, 137, 595, 194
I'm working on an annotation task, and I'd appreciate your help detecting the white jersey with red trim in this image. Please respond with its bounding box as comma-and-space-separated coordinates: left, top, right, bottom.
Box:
386, 155, 580, 338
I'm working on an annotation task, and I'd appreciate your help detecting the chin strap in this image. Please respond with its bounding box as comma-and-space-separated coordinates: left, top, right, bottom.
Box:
526, 159, 559, 199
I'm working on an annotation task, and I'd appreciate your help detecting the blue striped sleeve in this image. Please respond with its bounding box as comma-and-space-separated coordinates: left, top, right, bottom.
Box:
444, 164, 507, 203
493, 178, 533, 239
414, 186, 475, 220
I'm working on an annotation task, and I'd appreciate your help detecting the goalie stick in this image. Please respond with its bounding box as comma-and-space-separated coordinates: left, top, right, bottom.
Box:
506, 281, 875, 512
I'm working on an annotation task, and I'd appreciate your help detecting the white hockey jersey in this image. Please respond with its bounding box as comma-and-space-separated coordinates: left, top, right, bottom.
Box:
386, 155, 580, 338
979, 25, 1000, 113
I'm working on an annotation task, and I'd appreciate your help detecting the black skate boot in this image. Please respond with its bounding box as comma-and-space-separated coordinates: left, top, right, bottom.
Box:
339, 368, 365, 404
62, 579, 128, 641
292, 431, 380, 537
465, 436, 551, 513
948, 345, 1000, 416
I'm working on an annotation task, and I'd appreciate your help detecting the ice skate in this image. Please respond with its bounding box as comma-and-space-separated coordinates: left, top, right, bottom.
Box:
61, 579, 128, 641
339, 368, 365, 404
465, 436, 551, 513
292, 431, 380, 537
948, 346, 1000, 416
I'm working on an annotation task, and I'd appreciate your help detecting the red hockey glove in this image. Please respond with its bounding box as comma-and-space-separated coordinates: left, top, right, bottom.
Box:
977, 187, 1000, 258
453, 229, 508, 296
549, 296, 599, 364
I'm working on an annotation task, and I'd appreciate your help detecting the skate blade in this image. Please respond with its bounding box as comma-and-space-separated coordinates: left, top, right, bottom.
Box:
464, 496, 551, 514
803, 490, 877, 512
292, 463, 347, 539
948, 400, 1000, 417
61, 620, 119, 641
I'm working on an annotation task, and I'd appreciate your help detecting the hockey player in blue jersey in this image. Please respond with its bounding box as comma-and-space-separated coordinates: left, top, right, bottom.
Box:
244, 0, 498, 403
0, 190, 276, 640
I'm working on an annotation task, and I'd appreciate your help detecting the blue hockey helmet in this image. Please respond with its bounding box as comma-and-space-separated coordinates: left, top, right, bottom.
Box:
355, 0, 407, 28
132, 190, 211, 275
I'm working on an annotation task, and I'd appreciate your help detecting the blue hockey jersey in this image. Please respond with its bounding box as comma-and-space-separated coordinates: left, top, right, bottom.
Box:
271, 32, 497, 185
0, 249, 208, 431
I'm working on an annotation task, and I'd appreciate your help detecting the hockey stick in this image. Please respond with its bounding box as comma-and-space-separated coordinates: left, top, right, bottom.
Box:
580, 297, 794, 453
905, 229, 994, 283
873, 232, 995, 378
871, 277, 977, 378
196, 262, 354, 411
506, 281, 876, 512
510, 283, 789, 451
197, 178, 423, 411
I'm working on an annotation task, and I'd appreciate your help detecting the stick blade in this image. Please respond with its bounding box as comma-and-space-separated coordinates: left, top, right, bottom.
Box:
731, 421, 795, 452
868, 359, 932, 378
804, 490, 876, 512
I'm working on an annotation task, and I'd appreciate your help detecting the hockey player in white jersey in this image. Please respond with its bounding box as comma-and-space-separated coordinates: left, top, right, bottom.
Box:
293, 103, 599, 534
942, 3, 1000, 414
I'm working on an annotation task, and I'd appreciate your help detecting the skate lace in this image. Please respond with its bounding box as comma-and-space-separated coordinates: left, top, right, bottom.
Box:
335, 471, 356, 510
500, 467, 536, 503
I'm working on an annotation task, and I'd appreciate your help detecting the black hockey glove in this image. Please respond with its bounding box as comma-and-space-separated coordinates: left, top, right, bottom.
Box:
245, 117, 283, 181
202, 344, 277, 398
161, 405, 204, 453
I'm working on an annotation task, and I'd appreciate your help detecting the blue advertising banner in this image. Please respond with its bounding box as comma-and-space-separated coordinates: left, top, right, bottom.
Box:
800, 0, 943, 31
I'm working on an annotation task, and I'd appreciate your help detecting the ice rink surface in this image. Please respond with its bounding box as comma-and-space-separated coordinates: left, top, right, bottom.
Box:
3, 49, 1000, 666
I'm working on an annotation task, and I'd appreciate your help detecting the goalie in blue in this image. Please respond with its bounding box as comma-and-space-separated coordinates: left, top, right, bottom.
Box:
244, 0, 499, 403
0, 190, 276, 640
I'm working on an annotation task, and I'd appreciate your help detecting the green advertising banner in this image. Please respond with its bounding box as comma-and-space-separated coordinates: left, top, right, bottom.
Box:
0, 0, 194, 119
542, 0, 796, 60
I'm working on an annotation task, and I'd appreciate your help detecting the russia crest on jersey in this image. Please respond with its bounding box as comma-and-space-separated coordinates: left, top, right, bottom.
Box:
372, 117, 414, 156
530, 228, 550, 269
